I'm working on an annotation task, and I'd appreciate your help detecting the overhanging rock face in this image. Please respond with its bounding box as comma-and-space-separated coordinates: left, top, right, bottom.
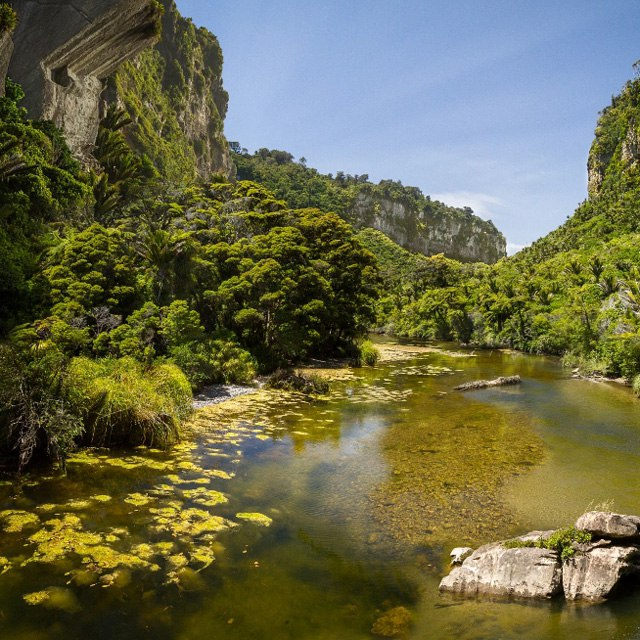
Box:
9, 0, 160, 158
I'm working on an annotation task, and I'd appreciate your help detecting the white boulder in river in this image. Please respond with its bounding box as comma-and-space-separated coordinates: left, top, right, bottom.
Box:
449, 547, 473, 565
440, 531, 561, 598
440, 512, 640, 601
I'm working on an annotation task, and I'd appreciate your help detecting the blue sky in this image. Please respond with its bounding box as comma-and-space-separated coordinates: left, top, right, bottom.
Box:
175, 1, 640, 253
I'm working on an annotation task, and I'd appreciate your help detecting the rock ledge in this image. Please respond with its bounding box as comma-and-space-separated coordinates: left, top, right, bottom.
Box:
440, 512, 640, 602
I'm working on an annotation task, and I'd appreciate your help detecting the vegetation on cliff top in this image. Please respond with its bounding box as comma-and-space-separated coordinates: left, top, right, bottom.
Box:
0, 3, 16, 34
233, 146, 505, 262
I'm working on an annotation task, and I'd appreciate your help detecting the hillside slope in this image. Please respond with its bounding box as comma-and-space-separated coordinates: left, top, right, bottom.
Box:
234, 149, 506, 264
389, 71, 640, 385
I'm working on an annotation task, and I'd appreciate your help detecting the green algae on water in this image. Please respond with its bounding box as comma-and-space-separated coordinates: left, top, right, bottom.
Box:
23, 587, 81, 612
0, 509, 40, 533
236, 512, 273, 527
124, 492, 153, 506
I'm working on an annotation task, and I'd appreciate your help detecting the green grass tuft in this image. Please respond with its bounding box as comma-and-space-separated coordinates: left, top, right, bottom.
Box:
503, 526, 592, 561
353, 340, 380, 367
64, 357, 191, 448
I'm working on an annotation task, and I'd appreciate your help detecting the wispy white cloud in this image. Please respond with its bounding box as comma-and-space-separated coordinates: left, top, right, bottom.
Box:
507, 242, 529, 256
430, 191, 503, 221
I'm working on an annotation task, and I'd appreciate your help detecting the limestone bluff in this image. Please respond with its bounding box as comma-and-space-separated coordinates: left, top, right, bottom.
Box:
7, 0, 232, 181
351, 188, 506, 263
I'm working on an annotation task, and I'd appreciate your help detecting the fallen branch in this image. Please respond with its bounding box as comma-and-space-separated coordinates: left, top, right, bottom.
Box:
454, 375, 521, 391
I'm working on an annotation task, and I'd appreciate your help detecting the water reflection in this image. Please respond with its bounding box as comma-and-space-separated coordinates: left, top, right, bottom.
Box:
1, 344, 640, 638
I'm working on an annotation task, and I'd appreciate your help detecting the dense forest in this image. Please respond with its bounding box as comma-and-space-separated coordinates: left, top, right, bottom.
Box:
374, 74, 640, 388
0, 66, 378, 469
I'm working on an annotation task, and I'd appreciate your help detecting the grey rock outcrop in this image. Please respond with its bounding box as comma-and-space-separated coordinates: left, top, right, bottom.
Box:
440, 512, 640, 602
563, 544, 640, 600
351, 191, 506, 264
440, 532, 561, 599
0, 30, 13, 97
9, 0, 161, 160
450, 547, 473, 565
576, 511, 640, 539
8, 0, 232, 179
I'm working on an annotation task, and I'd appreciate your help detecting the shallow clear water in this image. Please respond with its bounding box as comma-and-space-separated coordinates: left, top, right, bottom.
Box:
1, 344, 640, 639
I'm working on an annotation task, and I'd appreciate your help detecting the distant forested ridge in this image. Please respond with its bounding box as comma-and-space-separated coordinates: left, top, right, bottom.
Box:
234, 148, 506, 264
382, 69, 640, 391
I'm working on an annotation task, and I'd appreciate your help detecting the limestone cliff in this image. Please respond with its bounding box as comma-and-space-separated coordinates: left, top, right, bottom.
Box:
9, 0, 162, 160
587, 77, 640, 199
234, 152, 507, 264
7, 0, 231, 179
351, 189, 506, 264
0, 30, 13, 97
109, 0, 232, 182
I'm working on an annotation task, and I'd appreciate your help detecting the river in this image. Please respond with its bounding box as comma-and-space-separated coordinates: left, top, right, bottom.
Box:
1, 342, 640, 639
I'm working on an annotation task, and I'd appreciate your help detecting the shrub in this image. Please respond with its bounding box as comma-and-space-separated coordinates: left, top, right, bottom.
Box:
167, 337, 257, 390
266, 369, 329, 395
148, 362, 192, 421
504, 526, 592, 561
352, 339, 380, 366
166, 342, 214, 390
208, 338, 257, 384
63, 357, 190, 448
0, 4, 17, 33
0, 343, 83, 470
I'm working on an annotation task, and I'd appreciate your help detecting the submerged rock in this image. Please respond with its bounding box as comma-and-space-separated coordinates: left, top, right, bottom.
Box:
454, 375, 521, 391
371, 606, 412, 638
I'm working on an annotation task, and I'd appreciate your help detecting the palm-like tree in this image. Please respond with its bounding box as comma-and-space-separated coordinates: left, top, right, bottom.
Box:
135, 228, 194, 304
